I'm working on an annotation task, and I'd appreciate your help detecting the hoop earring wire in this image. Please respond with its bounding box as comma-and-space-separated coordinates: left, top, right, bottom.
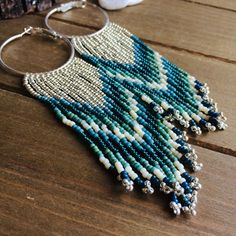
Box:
45, 0, 110, 39
0, 26, 75, 76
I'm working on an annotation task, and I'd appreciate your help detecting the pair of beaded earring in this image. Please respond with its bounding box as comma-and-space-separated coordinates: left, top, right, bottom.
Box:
0, 0, 227, 216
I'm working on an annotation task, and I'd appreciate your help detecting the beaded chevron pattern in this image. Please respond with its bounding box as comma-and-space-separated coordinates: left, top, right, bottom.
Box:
72, 23, 227, 134
23, 58, 204, 216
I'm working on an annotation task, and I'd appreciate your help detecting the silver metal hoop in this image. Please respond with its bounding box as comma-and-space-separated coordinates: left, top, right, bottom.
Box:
45, 0, 110, 39
0, 26, 75, 76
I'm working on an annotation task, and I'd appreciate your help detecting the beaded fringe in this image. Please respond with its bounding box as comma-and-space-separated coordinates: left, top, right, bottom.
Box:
22, 23, 227, 216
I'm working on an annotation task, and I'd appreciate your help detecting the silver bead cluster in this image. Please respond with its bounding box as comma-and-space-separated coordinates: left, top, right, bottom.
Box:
122, 179, 134, 192
142, 180, 154, 194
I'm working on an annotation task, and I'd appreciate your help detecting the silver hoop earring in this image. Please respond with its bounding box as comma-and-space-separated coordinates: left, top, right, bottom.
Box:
0, 26, 74, 76
45, 0, 109, 39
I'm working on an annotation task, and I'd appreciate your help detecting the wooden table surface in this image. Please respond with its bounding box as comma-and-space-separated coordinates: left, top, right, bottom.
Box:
0, 0, 236, 235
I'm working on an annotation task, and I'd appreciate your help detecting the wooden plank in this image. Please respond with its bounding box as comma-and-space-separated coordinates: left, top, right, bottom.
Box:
43, 0, 236, 62
183, 0, 236, 11
0, 15, 235, 153
0, 213, 50, 236
0, 89, 235, 236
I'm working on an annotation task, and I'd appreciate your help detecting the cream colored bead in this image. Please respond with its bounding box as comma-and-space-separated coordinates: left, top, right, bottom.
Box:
106, 70, 115, 78
200, 113, 207, 120
113, 127, 125, 139
130, 110, 138, 119
199, 104, 209, 114
140, 168, 152, 179
104, 161, 111, 169
141, 95, 152, 104
115, 161, 124, 173
125, 166, 138, 180
130, 104, 139, 112
134, 133, 144, 143
134, 125, 144, 137
101, 124, 110, 134
169, 140, 180, 149
163, 120, 174, 129
99, 155, 106, 164
128, 97, 138, 105
192, 114, 201, 122
62, 117, 75, 127
124, 132, 135, 142
181, 112, 191, 121
154, 169, 165, 181
81, 120, 90, 130
161, 101, 169, 110
91, 122, 100, 132
126, 90, 134, 98
169, 130, 178, 140
174, 161, 185, 174
116, 73, 126, 80
194, 94, 202, 101
171, 148, 182, 158
174, 171, 185, 183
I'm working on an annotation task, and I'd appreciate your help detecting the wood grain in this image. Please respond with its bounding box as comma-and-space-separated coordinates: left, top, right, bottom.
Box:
0, 89, 236, 236
182, 0, 236, 11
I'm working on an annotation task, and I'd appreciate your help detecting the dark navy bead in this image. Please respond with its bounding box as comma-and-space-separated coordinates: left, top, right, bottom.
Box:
150, 176, 160, 188
208, 117, 218, 126
177, 145, 189, 154
194, 84, 201, 90
120, 171, 129, 179
179, 195, 191, 207
109, 166, 117, 175
181, 181, 193, 194
181, 172, 194, 182
134, 177, 145, 188
163, 177, 172, 186
172, 127, 182, 136
189, 119, 197, 127
208, 110, 220, 118
170, 192, 179, 203
201, 100, 211, 108
199, 119, 207, 127
176, 138, 185, 146
180, 156, 193, 166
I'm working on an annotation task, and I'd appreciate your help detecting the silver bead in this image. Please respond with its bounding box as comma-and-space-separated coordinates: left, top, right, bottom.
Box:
169, 201, 181, 216
142, 180, 154, 194
190, 177, 202, 190
153, 105, 164, 114
192, 161, 203, 172
205, 122, 216, 131
173, 182, 184, 196
122, 179, 134, 192
217, 121, 228, 130
160, 182, 173, 194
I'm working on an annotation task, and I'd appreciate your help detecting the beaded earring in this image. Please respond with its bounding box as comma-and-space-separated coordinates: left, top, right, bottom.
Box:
0, 26, 203, 216
45, 1, 227, 135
